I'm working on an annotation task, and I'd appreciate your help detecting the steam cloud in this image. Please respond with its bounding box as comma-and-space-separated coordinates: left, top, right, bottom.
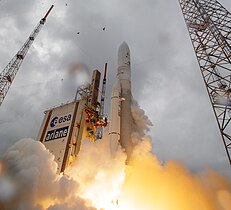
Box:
0, 102, 230, 210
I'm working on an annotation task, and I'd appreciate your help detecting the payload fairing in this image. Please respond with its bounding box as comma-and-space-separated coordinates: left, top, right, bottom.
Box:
109, 42, 134, 158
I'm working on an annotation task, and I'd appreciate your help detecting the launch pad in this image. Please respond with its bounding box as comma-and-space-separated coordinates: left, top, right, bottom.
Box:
37, 42, 136, 173
38, 42, 137, 173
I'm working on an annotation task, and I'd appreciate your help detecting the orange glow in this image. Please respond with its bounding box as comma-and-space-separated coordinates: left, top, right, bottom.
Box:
0, 162, 3, 174
64, 138, 231, 210
1, 138, 230, 210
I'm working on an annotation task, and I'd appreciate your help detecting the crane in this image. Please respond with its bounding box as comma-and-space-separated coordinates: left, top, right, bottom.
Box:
0, 5, 54, 106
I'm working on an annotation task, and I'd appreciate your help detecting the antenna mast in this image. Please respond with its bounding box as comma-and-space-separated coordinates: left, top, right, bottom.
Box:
100, 63, 108, 118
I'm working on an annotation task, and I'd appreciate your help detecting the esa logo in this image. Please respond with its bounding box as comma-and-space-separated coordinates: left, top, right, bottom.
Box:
50, 114, 72, 128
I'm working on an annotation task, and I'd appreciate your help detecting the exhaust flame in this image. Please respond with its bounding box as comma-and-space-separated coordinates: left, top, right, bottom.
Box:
0, 102, 230, 210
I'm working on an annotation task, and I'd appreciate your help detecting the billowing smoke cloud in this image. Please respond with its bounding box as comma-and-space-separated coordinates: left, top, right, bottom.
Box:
131, 99, 153, 144
66, 133, 127, 209
121, 138, 231, 210
0, 102, 230, 210
0, 139, 96, 210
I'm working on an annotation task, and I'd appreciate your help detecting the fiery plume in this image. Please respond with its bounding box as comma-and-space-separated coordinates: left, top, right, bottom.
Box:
0, 102, 230, 210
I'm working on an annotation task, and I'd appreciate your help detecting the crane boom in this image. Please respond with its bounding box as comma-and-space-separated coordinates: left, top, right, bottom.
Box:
0, 5, 54, 107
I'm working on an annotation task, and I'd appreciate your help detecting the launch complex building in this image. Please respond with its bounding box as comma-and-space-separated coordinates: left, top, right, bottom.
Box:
38, 69, 105, 173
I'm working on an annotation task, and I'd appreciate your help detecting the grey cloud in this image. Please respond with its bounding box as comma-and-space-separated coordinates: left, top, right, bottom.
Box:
0, 0, 230, 178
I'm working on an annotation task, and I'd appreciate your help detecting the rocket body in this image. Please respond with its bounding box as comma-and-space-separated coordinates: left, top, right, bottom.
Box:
109, 42, 133, 158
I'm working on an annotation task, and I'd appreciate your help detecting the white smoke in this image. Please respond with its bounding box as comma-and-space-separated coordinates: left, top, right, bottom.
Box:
131, 99, 153, 144
0, 138, 96, 210
0, 101, 230, 210
66, 133, 126, 209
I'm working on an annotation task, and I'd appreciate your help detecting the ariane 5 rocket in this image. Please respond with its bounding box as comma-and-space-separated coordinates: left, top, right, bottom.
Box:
109, 42, 134, 158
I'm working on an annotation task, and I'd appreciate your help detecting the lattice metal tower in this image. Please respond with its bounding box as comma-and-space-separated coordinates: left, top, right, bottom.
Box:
0, 5, 54, 106
178, 0, 231, 165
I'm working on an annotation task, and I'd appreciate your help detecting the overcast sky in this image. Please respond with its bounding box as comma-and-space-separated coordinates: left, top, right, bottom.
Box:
0, 0, 231, 177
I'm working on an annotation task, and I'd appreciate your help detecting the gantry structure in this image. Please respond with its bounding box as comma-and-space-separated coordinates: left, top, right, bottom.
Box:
178, 0, 231, 165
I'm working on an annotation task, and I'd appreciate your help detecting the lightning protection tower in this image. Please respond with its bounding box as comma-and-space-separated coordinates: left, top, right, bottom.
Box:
178, 0, 231, 165
0, 5, 54, 107
96, 63, 108, 139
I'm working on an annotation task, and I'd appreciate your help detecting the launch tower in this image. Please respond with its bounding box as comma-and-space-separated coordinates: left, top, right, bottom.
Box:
178, 0, 231, 165
38, 69, 108, 173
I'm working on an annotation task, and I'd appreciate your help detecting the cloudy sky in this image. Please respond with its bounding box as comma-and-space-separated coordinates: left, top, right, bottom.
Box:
0, 0, 231, 177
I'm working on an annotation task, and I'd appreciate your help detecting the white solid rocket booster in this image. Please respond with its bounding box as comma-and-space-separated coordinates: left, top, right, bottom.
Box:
109, 81, 121, 154
109, 42, 134, 158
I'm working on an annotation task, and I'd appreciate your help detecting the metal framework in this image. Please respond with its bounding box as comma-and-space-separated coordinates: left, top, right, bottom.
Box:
96, 63, 108, 139
0, 5, 54, 106
178, 0, 231, 165
75, 85, 91, 101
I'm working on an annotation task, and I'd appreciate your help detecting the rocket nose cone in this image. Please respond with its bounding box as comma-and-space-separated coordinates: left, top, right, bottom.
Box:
118, 42, 130, 67
119, 42, 130, 54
